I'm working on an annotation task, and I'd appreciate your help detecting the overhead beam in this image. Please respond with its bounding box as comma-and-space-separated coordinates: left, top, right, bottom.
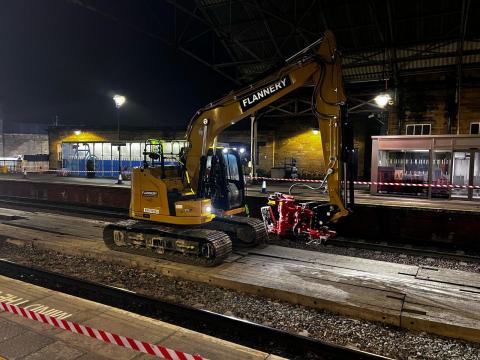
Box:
67, 0, 240, 84
253, 0, 283, 58
278, 0, 318, 50
243, 1, 316, 45
165, 0, 261, 62
343, 48, 480, 69
386, 0, 398, 82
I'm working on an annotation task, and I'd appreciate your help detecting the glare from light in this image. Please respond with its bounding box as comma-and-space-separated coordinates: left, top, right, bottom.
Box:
374, 93, 392, 108
74, 130, 82, 136
205, 206, 212, 213
239, 148, 245, 154
113, 94, 126, 108
312, 129, 319, 135
222, 148, 228, 153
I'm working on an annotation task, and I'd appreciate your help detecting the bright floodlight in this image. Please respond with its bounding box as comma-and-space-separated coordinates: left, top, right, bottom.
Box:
239, 148, 245, 154
222, 148, 228, 153
312, 129, 319, 135
74, 130, 81, 135
374, 93, 392, 108
113, 94, 126, 108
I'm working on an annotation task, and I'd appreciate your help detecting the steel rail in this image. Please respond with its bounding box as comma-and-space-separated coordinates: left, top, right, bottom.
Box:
328, 238, 480, 263
0, 196, 127, 218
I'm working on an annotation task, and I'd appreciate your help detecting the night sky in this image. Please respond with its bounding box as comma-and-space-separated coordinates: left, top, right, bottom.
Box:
0, 0, 233, 129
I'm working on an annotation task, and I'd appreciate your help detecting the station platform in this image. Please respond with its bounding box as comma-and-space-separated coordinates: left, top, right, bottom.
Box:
0, 173, 479, 248
0, 273, 284, 360
2, 173, 480, 213
0, 173, 131, 189
0, 207, 479, 345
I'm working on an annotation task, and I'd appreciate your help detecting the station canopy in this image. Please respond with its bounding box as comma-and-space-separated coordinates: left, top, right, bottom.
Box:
71, 0, 480, 84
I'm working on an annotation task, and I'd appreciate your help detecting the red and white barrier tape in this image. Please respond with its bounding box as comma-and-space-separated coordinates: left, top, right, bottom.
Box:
24, 169, 132, 174
249, 176, 480, 189
250, 176, 323, 183
0, 301, 205, 360
353, 180, 480, 189
14, 169, 133, 176
14, 170, 480, 190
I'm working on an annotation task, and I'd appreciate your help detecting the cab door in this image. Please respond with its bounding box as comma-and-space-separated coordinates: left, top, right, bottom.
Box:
220, 149, 245, 210
199, 149, 245, 211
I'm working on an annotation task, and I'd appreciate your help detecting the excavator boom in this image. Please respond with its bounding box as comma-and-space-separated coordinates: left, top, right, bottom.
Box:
184, 30, 347, 220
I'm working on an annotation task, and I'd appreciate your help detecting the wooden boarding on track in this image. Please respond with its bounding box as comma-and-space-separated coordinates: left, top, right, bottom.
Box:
0, 210, 479, 343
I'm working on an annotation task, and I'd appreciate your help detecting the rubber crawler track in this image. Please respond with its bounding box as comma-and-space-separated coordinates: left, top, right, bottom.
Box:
104, 219, 232, 266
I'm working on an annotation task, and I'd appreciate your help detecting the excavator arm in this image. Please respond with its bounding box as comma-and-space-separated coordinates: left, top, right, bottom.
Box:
184, 30, 348, 221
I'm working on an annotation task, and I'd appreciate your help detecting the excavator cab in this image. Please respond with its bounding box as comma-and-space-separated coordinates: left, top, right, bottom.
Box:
198, 148, 245, 213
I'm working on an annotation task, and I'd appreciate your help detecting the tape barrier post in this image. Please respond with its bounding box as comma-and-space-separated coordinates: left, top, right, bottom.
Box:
0, 301, 206, 360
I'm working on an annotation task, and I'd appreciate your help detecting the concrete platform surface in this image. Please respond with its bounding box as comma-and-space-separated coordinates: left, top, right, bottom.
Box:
0, 173, 131, 188
0, 274, 283, 360
0, 208, 479, 344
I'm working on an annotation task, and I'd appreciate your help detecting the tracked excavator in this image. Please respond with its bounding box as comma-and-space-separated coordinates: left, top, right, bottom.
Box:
103, 30, 349, 266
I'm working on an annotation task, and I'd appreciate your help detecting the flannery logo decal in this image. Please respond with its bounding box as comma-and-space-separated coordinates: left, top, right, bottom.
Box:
240, 76, 292, 112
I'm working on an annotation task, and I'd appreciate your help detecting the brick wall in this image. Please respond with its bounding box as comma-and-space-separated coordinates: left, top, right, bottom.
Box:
459, 88, 480, 134
224, 118, 373, 179
222, 120, 326, 178
272, 119, 326, 178
3, 134, 48, 157
388, 70, 480, 135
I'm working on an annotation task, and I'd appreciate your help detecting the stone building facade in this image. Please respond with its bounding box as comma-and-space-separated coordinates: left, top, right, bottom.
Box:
387, 70, 480, 136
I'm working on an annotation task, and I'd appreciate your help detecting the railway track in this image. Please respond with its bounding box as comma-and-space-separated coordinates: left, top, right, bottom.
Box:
0, 258, 388, 360
0, 196, 127, 219
328, 237, 480, 263
0, 196, 479, 264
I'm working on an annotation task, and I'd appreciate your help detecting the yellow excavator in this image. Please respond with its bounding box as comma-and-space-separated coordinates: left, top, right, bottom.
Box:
103, 30, 349, 265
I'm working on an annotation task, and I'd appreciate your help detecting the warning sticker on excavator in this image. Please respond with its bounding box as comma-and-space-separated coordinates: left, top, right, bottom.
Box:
142, 191, 158, 197
143, 208, 159, 214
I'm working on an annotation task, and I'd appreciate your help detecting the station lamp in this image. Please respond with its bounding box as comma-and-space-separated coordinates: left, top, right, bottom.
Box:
113, 94, 126, 109
374, 93, 392, 108
112, 94, 126, 184
312, 129, 320, 135
73, 130, 82, 136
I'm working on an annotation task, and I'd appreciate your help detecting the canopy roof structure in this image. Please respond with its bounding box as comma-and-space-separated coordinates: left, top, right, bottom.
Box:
70, 0, 480, 85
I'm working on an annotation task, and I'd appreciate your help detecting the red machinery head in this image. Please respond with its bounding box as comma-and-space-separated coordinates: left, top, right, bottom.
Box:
261, 192, 337, 243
